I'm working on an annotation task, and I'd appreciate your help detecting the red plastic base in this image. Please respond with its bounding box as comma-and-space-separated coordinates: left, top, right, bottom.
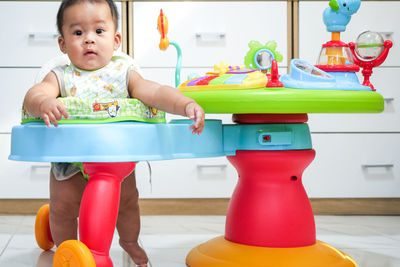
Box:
226, 150, 316, 247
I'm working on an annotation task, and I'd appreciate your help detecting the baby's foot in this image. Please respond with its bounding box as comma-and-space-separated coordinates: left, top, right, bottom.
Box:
119, 239, 149, 267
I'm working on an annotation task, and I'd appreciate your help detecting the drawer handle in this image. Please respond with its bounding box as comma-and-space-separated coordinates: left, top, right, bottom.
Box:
378, 31, 394, 40
196, 32, 226, 42
197, 164, 227, 169
362, 164, 394, 169
384, 97, 394, 102
31, 165, 51, 170
28, 32, 59, 41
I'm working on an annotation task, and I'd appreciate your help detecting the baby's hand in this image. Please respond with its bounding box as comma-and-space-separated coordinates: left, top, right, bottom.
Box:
39, 98, 69, 127
185, 102, 205, 135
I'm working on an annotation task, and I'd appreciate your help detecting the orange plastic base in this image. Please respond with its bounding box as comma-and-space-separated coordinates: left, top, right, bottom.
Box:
186, 236, 357, 267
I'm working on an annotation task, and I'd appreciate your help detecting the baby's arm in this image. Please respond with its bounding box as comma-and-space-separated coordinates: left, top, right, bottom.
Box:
23, 72, 69, 127
128, 70, 205, 134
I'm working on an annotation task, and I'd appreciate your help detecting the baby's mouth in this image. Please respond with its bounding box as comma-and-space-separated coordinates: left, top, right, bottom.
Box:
84, 50, 97, 56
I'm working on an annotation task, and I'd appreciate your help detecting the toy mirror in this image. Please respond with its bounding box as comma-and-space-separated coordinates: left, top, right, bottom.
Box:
254, 49, 274, 70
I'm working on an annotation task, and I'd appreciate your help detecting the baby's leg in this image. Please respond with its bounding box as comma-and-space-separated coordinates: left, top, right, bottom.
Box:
117, 171, 148, 267
49, 171, 86, 246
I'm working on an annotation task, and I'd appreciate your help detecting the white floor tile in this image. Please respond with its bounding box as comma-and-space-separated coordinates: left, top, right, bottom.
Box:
0, 234, 12, 256
140, 234, 219, 249
6, 234, 37, 249
0, 248, 42, 267
346, 248, 400, 267
319, 233, 400, 249
0, 215, 399, 267
144, 248, 189, 267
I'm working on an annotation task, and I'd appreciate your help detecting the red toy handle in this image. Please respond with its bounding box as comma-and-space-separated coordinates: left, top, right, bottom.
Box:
266, 59, 283, 88
79, 162, 136, 267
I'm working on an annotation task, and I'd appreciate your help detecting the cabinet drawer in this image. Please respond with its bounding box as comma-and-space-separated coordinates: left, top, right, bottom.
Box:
299, 1, 400, 67
304, 133, 400, 198
308, 67, 400, 132
136, 157, 237, 198
0, 134, 50, 199
0, 68, 38, 133
0, 1, 122, 67
133, 2, 288, 68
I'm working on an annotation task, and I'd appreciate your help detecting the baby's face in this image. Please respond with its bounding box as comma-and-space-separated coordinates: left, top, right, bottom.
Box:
58, 1, 121, 70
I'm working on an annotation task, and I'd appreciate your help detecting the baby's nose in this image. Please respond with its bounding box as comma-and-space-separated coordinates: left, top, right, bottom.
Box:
85, 38, 95, 44
85, 33, 96, 44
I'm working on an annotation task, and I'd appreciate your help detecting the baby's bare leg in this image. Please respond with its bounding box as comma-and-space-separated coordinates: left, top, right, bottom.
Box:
49, 171, 86, 246
117, 171, 148, 267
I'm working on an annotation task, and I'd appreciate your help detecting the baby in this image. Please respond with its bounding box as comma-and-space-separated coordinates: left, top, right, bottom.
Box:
23, 0, 205, 266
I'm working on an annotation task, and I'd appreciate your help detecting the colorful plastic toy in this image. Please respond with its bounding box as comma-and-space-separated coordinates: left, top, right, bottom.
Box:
244, 40, 283, 72
349, 31, 393, 89
157, 9, 182, 87
178, 62, 268, 91
323, 0, 361, 32
282, 1, 392, 92
8, 1, 391, 267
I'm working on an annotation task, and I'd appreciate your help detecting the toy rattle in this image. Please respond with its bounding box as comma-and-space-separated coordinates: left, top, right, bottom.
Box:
349, 31, 393, 89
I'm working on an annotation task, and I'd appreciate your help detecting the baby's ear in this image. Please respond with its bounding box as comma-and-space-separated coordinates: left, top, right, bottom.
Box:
329, 0, 340, 11
58, 36, 67, 54
114, 32, 122, 50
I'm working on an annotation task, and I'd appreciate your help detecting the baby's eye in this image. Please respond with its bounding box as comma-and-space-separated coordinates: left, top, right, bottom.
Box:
74, 30, 83, 36
96, 29, 104, 34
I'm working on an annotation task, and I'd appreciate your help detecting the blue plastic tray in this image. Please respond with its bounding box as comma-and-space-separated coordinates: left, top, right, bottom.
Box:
9, 120, 312, 162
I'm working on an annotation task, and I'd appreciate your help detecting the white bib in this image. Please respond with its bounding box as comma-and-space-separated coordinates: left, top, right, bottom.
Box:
63, 55, 131, 98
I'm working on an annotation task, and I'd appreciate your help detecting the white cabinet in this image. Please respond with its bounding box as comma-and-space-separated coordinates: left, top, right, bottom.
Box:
0, 134, 50, 198
2, 0, 399, 199
133, 1, 288, 91
0, 69, 38, 133
305, 133, 400, 198
0, 2, 62, 67
135, 158, 238, 198
308, 67, 400, 132
299, 1, 400, 198
299, 1, 400, 133
133, 1, 288, 68
0, 1, 123, 67
0, 1, 122, 199
131, 1, 288, 198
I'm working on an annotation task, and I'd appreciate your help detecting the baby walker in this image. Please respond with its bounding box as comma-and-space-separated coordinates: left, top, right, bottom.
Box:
9, 0, 391, 266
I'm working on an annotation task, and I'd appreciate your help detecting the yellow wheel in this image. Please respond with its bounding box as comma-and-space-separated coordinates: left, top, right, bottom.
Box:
53, 240, 96, 267
35, 204, 54, 250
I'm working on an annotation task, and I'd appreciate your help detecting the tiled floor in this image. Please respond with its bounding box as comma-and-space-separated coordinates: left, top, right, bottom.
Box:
0, 215, 399, 266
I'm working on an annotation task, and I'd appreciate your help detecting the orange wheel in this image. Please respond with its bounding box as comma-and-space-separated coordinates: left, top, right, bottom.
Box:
53, 240, 96, 267
35, 204, 54, 250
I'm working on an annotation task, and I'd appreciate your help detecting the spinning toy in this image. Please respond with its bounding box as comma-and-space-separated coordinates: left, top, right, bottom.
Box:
349, 31, 393, 89
8, 1, 392, 266
244, 40, 283, 72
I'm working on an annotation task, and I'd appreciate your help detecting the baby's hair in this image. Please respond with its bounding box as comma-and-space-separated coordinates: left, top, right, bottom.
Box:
57, 0, 119, 36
